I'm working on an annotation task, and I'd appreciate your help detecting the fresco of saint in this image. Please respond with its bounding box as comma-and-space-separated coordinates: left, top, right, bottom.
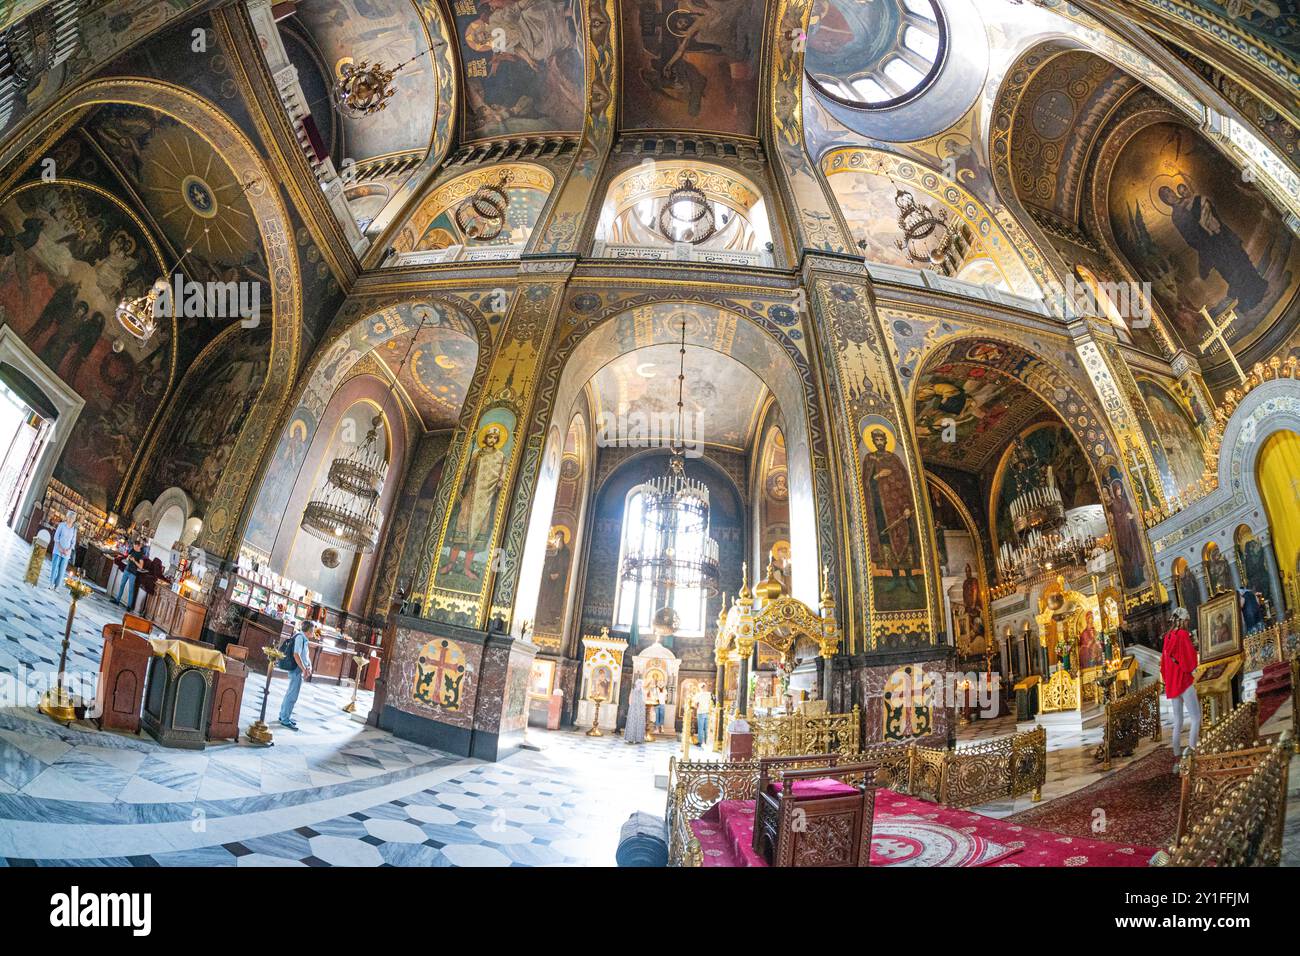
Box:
439, 419, 511, 584
861, 423, 921, 605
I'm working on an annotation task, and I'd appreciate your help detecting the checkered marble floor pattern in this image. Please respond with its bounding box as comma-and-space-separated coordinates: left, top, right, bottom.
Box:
0, 529, 1295, 865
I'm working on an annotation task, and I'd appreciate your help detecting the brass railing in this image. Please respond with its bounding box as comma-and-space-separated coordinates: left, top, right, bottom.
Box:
1243, 621, 1299, 671
1093, 680, 1162, 770
665, 756, 761, 867
747, 706, 861, 757
908, 727, 1047, 807
1157, 731, 1292, 867
1195, 699, 1258, 756
1293, 659, 1299, 755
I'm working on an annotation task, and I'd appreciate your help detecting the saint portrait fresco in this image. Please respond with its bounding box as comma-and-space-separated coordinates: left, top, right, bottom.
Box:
859, 418, 924, 611
437, 409, 515, 591
145, 327, 271, 511
452, 0, 585, 140
1136, 379, 1205, 498
1106, 121, 1300, 358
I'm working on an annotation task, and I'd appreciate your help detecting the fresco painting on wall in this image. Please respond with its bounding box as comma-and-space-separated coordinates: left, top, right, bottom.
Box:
1107, 121, 1299, 358
147, 328, 270, 511
1234, 524, 1275, 610
452, 0, 585, 140
436, 406, 516, 592
859, 416, 924, 611
620, 0, 763, 137
1136, 378, 1205, 498
0, 183, 169, 509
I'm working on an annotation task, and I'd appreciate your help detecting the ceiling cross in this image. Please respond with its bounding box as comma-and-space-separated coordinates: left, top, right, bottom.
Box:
1197, 300, 1246, 385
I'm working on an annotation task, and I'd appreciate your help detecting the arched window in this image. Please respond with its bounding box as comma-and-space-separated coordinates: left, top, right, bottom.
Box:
613, 483, 710, 637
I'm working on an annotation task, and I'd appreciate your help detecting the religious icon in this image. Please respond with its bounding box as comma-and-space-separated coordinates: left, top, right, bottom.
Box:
882, 664, 932, 741
1234, 526, 1275, 611
534, 524, 572, 631
1203, 541, 1233, 596
1078, 610, 1101, 670
1196, 592, 1241, 664
439, 416, 512, 585
412, 638, 469, 710
859, 418, 922, 607
1103, 465, 1147, 589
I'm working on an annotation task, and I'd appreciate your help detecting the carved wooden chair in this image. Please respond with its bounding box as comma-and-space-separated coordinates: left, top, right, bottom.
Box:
752, 753, 878, 866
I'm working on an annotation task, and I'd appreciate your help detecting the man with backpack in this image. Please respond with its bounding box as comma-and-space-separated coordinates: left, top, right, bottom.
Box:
278, 619, 316, 731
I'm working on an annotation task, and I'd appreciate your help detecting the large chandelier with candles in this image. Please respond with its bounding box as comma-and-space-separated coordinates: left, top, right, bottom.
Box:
454, 172, 512, 242
114, 227, 207, 346
619, 317, 721, 632
333, 44, 434, 118
300, 416, 388, 553
657, 172, 717, 245
995, 437, 1095, 585
893, 186, 958, 267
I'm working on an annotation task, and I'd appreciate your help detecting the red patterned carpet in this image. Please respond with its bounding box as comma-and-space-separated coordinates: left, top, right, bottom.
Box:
1005, 747, 1179, 847
691, 789, 1157, 867
1256, 662, 1292, 725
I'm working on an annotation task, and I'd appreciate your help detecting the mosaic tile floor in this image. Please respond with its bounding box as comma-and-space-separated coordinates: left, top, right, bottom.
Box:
0, 530, 1295, 866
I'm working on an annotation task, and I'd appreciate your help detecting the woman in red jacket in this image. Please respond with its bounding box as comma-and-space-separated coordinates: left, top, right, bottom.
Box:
1160, 607, 1201, 770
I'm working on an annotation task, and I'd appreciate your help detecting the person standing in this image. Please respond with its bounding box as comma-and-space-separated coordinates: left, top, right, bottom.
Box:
652, 680, 666, 733
278, 619, 316, 731
47, 509, 77, 588
624, 678, 646, 745
693, 685, 714, 749
115, 535, 147, 608
1160, 606, 1201, 772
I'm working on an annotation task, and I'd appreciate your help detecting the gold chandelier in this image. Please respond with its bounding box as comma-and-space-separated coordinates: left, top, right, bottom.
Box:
893, 186, 957, 267
657, 173, 716, 245
113, 227, 206, 346
454, 173, 512, 242
300, 416, 388, 554
333, 45, 434, 118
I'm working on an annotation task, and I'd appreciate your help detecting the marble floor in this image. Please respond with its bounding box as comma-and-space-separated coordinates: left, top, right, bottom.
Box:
0, 529, 1295, 866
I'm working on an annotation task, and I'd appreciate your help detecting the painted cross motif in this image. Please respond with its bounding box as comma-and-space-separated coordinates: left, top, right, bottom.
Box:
1197, 300, 1246, 384
413, 638, 468, 711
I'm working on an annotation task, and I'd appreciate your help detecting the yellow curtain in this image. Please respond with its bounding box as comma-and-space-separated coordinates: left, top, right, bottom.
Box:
1255, 429, 1300, 613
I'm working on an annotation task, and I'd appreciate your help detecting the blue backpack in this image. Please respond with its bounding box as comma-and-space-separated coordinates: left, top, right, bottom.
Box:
277, 632, 300, 672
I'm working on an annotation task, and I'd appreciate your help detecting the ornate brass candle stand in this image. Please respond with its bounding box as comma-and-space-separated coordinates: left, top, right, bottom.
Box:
38, 572, 93, 725
343, 654, 369, 713
246, 647, 284, 746
645, 702, 656, 742
587, 694, 606, 736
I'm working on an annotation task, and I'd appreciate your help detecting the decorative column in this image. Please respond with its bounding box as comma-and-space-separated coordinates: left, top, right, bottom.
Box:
734, 567, 755, 717
802, 256, 939, 652
1070, 316, 1169, 518
817, 565, 840, 704
423, 271, 567, 628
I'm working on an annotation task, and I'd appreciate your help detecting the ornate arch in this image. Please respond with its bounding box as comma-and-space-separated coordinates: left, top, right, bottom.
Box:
0, 77, 302, 557
909, 330, 1157, 595
821, 146, 1041, 296
490, 287, 837, 619
241, 293, 494, 560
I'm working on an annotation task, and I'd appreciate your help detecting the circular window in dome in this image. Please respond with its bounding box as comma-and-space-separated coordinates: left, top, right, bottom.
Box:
805, 0, 947, 110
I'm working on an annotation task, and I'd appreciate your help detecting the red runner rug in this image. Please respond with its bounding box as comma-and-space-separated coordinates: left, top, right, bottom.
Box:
1005, 747, 1179, 847
691, 789, 1157, 867
1256, 661, 1292, 725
